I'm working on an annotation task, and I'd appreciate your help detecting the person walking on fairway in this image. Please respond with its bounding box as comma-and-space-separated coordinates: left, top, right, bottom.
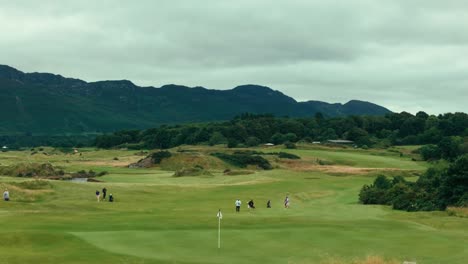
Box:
248, 200, 255, 209
95, 190, 100, 202
235, 199, 241, 212
109, 194, 114, 202
102, 187, 107, 200
3, 189, 9, 201
284, 196, 290, 208
267, 200, 271, 208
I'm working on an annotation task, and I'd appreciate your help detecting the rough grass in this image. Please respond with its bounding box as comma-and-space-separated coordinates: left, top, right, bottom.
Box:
160, 152, 230, 171
322, 255, 401, 264
0, 180, 53, 202
447, 207, 468, 218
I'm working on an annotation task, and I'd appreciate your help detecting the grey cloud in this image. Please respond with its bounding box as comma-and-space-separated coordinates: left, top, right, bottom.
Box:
0, 0, 467, 114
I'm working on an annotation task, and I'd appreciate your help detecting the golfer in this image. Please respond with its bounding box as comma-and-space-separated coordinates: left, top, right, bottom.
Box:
3, 189, 9, 201
248, 200, 255, 209
235, 199, 241, 212
95, 190, 100, 202
102, 187, 107, 200
284, 196, 290, 208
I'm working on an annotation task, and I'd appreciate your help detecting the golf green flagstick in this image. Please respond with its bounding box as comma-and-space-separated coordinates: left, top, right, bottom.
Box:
217, 209, 222, 249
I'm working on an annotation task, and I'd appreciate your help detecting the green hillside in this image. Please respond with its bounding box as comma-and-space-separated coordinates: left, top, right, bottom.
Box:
0, 65, 391, 134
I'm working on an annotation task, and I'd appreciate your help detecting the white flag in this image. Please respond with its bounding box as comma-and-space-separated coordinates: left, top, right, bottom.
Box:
217, 211, 223, 219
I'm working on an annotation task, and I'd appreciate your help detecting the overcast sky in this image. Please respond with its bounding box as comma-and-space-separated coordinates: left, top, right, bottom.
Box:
1, 0, 467, 114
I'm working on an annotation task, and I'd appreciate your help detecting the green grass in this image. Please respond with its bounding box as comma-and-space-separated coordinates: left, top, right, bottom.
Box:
0, 146, 466, 263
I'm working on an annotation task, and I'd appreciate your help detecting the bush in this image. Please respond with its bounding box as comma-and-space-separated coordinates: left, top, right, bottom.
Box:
13, 180, 52, 190
246, 137, 260, 147
211, 152, 272, 170
419, 144, 441, 161
359, 184, 388, 204
284, 141, 296, 149
151, 151, 172, 164
278, 152, 300, 159
227, 138, 238, 148
97, 171, 108, 177
72, 169, 105, 178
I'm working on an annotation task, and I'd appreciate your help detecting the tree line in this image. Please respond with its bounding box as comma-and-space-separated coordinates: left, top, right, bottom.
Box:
94, 112, 468, 157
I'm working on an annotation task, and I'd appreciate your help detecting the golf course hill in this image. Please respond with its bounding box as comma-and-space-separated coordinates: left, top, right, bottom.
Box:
0, 64, 391, 134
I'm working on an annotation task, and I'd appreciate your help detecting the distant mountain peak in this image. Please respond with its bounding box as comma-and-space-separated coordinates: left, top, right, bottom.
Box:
232, 84, 273, 91
159, 84, 192, 90
0, 64, 24, 79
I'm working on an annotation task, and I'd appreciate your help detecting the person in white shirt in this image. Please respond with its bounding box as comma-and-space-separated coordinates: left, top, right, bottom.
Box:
3, 189, 10, 201
235, 199, 241, 212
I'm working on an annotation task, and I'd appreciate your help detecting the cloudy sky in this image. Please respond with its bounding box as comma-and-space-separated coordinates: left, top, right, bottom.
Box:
1, 0, 467, 114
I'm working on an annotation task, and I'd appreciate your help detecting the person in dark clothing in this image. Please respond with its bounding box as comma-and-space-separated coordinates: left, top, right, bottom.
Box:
248, 200, 255, 209
267, 200, 271, 208
102, 187, 107, 200
109, 194, 114, 202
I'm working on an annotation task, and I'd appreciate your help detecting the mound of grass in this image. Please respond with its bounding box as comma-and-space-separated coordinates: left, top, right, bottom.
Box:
0, 180, 54, 202
211, 152, 272, 170
0, 163, 65, 177
128, 151, 172, 168
12, 180, 53, 190
173, 166, 212, 177
447, 207, 468, 218
223, 169, 255, 176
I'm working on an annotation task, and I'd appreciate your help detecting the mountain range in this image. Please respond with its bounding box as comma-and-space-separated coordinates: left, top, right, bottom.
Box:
0, 65, 391, 134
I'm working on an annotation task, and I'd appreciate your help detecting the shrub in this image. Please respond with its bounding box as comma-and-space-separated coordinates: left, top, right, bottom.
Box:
72, 169, 105, 178
284, 141, 296, 149
419, 144, 441, 161
97, 171, 108, 177
151, 151, 172, 164
278, 152, 300, 159
211, 152, 272, 170
245, 136, 260, 147
227, 138, 238, 148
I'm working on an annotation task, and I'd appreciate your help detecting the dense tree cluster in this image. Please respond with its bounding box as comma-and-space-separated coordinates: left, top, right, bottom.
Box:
0, 135, 94, 149
94, 112, 468, 153
359, 154, 468, 211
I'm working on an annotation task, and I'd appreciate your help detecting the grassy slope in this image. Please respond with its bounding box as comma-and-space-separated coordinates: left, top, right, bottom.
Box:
0, 146, 466, 264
